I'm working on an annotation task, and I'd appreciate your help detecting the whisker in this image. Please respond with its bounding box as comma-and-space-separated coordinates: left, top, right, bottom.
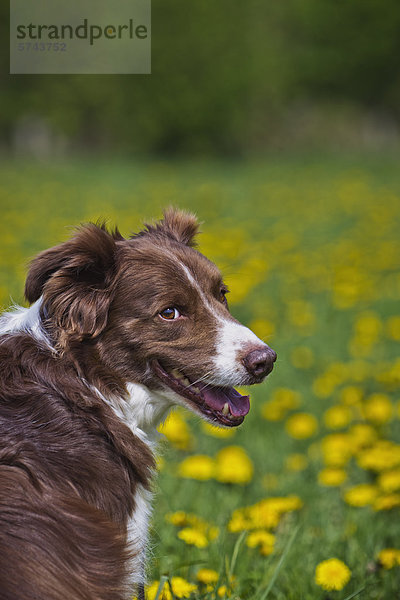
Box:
189, 371, 214, 387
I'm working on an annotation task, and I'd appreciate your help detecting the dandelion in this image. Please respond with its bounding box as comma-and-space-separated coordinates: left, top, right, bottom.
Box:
147, 579, 197, 600
158, 410, 192, 450
378, 469, 400, 493
178, 455, 215, 481
201, 422, 235, 438
348, 423, 377, 450
146, 580, 172, 600
315, 558, 351, 591
323, 405, 353, 429
318, 468, 347, 487
321, 433, 353, 467
246, 530, 275, 555
285, 413, 318, 440
377, 548, 400, 569
373, 493, 400, 511
227, 510, 253, 533
178, 527, 209, 548
386, 315, 400, 341
248, 318, 275, 340
344, 483, 378, 507
261, 388, 301, 422
196, 568, 219, 585
214, 446, 254, 485
363, 393, 393, 424
339, 385, 363, 405
357, 441, 400, 471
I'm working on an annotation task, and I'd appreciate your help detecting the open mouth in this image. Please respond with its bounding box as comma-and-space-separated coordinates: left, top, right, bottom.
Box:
152, 360, 250, 426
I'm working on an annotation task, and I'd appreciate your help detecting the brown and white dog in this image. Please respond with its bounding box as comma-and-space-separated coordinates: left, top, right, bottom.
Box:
0, 209, 276, 600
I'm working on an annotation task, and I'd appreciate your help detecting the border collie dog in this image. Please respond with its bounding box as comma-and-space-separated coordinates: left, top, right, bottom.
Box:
0, 209, 276, 600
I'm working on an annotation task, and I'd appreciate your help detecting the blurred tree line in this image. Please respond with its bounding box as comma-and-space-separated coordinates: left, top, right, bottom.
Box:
2, 0, 400, 155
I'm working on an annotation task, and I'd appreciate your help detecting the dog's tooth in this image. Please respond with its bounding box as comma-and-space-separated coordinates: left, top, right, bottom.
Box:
171, 369, 183, 379
222, 402, 230, 416
191, 385, 200, 393
182, 377, 190, 386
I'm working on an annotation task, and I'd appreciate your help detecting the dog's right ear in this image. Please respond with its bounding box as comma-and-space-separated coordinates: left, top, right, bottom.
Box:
25, 223, 122, 344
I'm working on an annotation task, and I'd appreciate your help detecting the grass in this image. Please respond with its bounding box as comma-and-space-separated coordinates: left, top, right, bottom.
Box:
1, 153, 400, 599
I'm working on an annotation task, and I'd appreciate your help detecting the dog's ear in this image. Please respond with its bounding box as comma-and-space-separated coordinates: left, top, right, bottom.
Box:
137, 208, 200, 247
25, 223, 121, 344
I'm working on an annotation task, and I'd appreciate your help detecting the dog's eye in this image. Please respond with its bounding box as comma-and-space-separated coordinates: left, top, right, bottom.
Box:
219, 288, 229, 305
159, 307, 181, 321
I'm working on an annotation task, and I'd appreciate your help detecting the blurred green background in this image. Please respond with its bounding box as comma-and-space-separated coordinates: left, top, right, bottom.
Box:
2, 0, 400, 157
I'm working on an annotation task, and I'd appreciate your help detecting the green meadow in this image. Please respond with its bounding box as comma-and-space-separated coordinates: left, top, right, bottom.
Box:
1, 155, 400, 599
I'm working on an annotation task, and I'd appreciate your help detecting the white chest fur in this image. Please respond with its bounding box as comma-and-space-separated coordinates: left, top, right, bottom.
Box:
96, 382, 174, 587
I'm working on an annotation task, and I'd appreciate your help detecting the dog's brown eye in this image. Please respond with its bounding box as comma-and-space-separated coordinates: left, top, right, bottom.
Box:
159, 307, 181, 320
219, 288, 229, 305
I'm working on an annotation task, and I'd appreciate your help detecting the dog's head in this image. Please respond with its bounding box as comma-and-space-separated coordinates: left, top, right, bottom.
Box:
25, 209, 276, 426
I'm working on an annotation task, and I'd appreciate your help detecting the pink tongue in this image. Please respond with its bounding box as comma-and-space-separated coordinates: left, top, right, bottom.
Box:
200, 385, 250, 417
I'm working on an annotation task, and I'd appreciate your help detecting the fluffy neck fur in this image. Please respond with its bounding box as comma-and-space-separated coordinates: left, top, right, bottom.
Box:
0, 300, 173, 442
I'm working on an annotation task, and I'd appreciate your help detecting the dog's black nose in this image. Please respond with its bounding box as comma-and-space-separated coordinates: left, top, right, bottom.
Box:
243, 347, 277, 379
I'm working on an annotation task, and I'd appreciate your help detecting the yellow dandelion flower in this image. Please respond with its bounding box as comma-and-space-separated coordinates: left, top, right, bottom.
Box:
217, 584, 231, 598
170, 577, 197, 598
386, 316, 400, 341
246, 495, 302, 530
196, 568, 219, 585
201, 422, 235, 438
353, 311, 382, 344
290, 345, 314, 369
248, 505, 280, 530
373, 493, 400, 511
166, 511, 193, 527
227, 510, 252, 533
357, 441, 400, 472
285, 413, 318, 440
177, 527, 209, 548
261, 401, 287, 422
378, 469, 400, 493
318, 468, 347, 487
248, 318, 275, 340
315, 558, 351, 591
377, 548, 400, 569
146, 580, 172, 600
363, 393, 393, 424
178, 455, 215, 481
285, 453, 308, 471
324, 405, 353, 429
313, 375, 336, 399
261, 388, 301, 422
321, 433, 353, 467
339, 386, 363, 406
246, 530, 275, 555
262, 495, 303, 513
272, 388, 302, 410
348, 423, 377, 451
344, 483, 378, 507
228, 495, 302, 533
158, 411, 192, 450
214, 446, 253, 485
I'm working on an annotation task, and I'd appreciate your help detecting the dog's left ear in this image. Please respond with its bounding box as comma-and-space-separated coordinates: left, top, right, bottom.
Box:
25, 223, 121, 345
138, 208, 200, 247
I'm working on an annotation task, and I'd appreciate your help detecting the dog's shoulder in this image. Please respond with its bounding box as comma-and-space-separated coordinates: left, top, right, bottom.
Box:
0, 329, 154, 523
